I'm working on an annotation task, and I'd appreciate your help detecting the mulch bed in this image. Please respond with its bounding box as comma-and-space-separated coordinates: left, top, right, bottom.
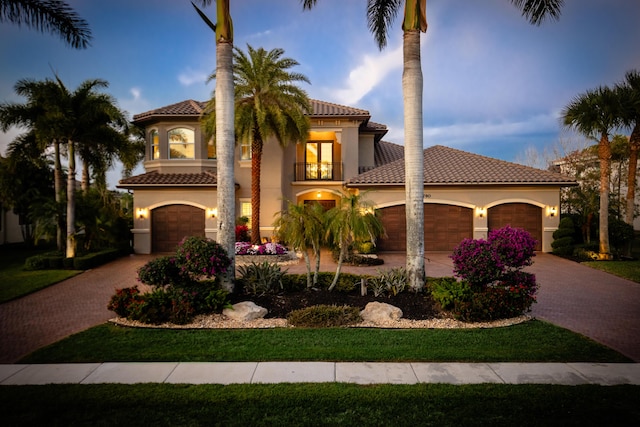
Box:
229, 289, 441, 320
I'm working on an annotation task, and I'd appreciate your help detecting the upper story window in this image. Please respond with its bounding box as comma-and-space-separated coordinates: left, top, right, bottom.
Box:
150, 129, 159, 160
240, 138, 251, 160
306, 141, 333, 179
168, 128, 195, 159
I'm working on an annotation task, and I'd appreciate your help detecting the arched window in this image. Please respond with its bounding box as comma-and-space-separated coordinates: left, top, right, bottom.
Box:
168, 128, 195, 159
150, 129, 159, 159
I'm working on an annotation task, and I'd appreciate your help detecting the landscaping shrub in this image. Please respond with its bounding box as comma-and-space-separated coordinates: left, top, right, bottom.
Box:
609, 218, 634, 254
235, 225, 250, 242
137, 256, 187, 287
552, 217, 575, 256
108, 236, 232, 324
445, 226, 538, 321
237, 261, 286, 296
176, 236, 231, 279
24, 254, 47, 271
73, 248, 121, 270
287, 304, 361, 327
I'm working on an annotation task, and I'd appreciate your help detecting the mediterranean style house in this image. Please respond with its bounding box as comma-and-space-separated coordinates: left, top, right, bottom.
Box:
118, 99, 576, 254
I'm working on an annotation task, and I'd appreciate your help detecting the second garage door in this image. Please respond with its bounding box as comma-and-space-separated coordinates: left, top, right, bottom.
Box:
152, 204, 205, 253
487, 203, 542, 251
378, 204, 473, 252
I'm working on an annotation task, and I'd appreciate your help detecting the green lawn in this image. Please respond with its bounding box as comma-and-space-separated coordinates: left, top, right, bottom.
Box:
21, 320, 630, 363
0, 245, 80, 303
582, 259, 640, 282
1, 383, 638, 426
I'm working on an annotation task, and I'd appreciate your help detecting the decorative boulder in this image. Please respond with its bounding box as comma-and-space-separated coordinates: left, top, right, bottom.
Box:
223, 301, 268, 321
360, 302, 403, 323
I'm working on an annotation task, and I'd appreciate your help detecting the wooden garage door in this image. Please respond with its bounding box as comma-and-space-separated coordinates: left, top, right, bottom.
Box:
378, 204, 473, 252
152, 204, 205, 253
488, 203, 542, 251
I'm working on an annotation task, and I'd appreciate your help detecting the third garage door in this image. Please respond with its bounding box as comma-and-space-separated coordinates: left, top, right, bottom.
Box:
378, 204, 473, 252
487, 203, 542, 251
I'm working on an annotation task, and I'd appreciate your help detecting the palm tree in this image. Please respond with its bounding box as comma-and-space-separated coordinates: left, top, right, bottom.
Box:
0, 77, 67, 251
616, 70, 640, 226
0, 0, 92, 48
232, 45, 310, 244
563, 86, 622, 257
325, 191, 385, 291
193, 0, 236, 291
273, 200, 325, 289
302, 0, 562, 290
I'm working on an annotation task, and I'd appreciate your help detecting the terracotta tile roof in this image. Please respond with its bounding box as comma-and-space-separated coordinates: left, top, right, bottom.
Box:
133, 99, 372, 123
375, 140, 405, 167
117, 171, 217, 187
348, 145, 577, 186
133, 100, 206, 122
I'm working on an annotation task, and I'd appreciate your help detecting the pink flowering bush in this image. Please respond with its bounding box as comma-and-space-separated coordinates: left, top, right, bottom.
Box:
235, 241, 288, 255
175, 236, 232, 279
440, 226, 538, 321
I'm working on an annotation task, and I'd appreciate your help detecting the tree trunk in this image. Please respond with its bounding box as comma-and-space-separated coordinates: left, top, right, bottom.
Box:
216, 39, 236, 291
53, 139, 65, 252
403, 29, 425, 290
328, 242, 346, 291
66, 140, 76, 258
81, 160, 90, 194
625, 125, 639, 226
250, 136, 263, 244
598, 134, 611, 256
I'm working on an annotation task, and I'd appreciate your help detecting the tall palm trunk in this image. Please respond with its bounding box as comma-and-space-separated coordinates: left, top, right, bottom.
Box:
216, 39, 236, 291
53, 139, 65, 252
81, 161, 90, 193
66, 140, 76, 258
250, 135, 263, 244
403, 29, 425, 290
626, 125, 639, 226
598, 134, 612, 257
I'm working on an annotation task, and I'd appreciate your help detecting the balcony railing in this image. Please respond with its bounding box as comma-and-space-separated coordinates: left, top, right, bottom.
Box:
295, 162, 343, 181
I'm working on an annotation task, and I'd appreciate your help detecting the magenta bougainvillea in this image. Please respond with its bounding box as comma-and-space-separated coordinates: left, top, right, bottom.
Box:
445, 226, 539, 321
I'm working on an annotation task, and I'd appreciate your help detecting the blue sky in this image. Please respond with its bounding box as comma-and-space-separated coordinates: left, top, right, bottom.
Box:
1, 0, 639, 189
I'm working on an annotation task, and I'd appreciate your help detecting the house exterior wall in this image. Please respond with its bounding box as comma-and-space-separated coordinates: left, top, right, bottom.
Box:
131, 188, 218, 254
1, 209, 24, 244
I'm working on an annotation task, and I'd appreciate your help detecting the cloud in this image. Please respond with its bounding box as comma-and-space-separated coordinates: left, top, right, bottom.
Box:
178, 68, 208, 86
423, 113, 559, 147
118, 87, 151, 120
329, 44, 403, 106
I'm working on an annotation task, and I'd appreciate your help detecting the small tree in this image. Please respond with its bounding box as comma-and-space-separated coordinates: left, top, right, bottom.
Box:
325, 192, 385, 291
551, 217, 575, 256
273, 200, 325, 288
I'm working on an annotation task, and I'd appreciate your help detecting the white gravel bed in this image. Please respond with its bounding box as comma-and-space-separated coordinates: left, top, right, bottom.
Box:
109, 314, 532, 330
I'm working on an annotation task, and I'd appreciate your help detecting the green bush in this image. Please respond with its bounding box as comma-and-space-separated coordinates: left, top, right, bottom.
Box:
107, 286, 143, 317
24, 255, 47, 271
237, 261, 286, 296
73, 249, 121, 270
552, 217, 575, 256
287, 304, 361, 327
137, 256, 187, 288
429, 277, 472, 310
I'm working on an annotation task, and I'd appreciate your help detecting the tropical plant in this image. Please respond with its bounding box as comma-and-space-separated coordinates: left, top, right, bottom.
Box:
325, 191, 385, 291
302, 0, 563, 290
237, 261, 287, 296
192, 0, 236, 291
563, 86, 622, 257
0, 0, 92, 48
273, 200, 326, 288
230, 44, 310, 244
616, 70, 640, 227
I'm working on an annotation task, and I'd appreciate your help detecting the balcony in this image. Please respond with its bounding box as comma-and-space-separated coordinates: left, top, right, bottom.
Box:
295, 162, 343, 181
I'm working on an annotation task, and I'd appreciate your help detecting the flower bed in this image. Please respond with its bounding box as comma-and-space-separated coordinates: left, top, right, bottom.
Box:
235, 242, 298, 265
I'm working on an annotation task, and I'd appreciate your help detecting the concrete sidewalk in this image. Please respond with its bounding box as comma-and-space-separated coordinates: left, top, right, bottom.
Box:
1, 362, 639, 386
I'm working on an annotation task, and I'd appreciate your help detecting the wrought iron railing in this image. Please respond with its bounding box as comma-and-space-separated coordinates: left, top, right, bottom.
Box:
294, 162, 343, 181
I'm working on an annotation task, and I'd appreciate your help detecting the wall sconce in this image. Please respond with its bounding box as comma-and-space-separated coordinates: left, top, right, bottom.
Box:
316, 191, 322, 198
207, 208, 218, 219
476, 207, 486, 218
547, 206, 557, 217
136, 208, 148, 219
